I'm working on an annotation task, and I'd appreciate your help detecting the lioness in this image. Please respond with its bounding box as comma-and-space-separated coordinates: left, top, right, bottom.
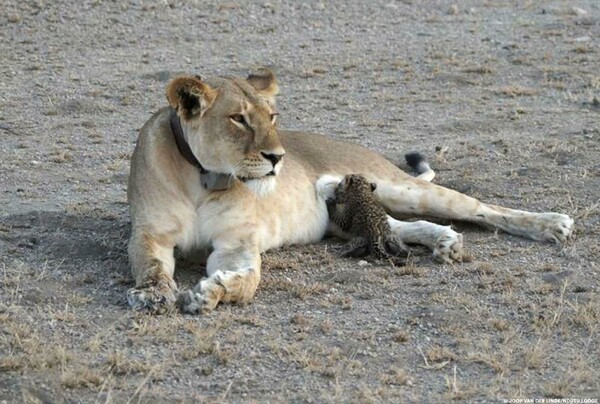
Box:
127, 69, 573, 314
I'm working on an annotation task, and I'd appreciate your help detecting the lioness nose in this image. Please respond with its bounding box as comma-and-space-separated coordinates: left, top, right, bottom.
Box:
261, 152, 285, 166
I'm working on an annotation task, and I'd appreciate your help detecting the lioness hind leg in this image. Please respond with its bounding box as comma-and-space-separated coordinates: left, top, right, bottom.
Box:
377, 178, 573, 243
127, 232, 177, 314
178, 242, 261, 314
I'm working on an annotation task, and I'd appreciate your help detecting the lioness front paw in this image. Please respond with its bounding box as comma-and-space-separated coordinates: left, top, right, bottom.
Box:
176, 289, 215, 314
177, 277, 224, 314
127, 280, 177, 314
534, 213, 574, 243
177, 289, 221, 314
433, 228, 464, 264
177, 290, 203, 314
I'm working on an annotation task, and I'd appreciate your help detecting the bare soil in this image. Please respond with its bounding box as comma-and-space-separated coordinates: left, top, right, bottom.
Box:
1, 0, 599, 402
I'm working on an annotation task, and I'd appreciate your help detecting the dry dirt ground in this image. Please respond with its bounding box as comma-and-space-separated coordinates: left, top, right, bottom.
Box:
1, 0, 599, 402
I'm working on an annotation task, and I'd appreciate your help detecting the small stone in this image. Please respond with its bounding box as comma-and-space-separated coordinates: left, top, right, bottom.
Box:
542, 270, 573, 284
572, 285, 589, 293
7, 13, 21, 23
571, 7, 588, 16
448, 5, 458, 15
358, 260, 369, 267
575, 36, 591, 42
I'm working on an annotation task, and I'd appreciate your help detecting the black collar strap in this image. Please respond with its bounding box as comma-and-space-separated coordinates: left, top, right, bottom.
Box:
169, 108, 234, 191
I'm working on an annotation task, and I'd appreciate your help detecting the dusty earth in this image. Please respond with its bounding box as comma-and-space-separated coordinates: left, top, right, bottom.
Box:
1, 0, 599, 402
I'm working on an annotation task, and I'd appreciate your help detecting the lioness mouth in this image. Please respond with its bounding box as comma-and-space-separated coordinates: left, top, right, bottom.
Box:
238, 172, 276, 182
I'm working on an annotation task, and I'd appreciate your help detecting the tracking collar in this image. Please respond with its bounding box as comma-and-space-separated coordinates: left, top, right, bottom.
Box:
169, 108, 234, 191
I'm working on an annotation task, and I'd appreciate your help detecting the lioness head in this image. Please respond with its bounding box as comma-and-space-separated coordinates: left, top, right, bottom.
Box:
166, 68, 285, 195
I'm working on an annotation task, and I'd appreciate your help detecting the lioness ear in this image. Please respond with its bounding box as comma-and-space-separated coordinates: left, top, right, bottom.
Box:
370, 183, 377, 192
166, 76, 216, 120
246, 68, 279, 103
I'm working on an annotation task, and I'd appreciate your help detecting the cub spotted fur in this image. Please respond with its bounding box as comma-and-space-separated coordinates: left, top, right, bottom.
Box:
327, 174, 408, 262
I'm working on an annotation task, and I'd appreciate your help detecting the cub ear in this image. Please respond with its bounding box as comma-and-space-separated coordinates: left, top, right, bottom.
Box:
344, 175, 354, 187
246, 68, 279, 103
370, 183, 377, 192
166, 76, 216, 120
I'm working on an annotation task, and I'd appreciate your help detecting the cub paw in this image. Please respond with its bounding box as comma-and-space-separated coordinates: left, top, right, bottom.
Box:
385, 235, 410, 257
127, 280, 177, 314
433, 228, 464, 264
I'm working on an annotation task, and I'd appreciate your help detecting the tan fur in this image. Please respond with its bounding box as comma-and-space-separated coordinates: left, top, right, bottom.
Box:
127, 69, 574, 313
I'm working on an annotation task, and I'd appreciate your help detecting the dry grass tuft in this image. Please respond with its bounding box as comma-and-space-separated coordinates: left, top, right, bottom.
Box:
0, 355, 24, 371
393, 263, 425, 277
490, 318, 510, 332
270, 342, 347, 379
543, 361, 592, 398
234, 314, 265, 327
463, 65, 494, 74
262, 278, 329, 300
105, 351, 153, 375
473, 261, 494, 275
0, 321, 72, 372
179, 320, 233, 365
573, 45, 592, 54
61, 368, 104, 389
573, 198, 600, 220
524, 339, 547, 369
495, 85, 537, 97
426, 345, 457, 363
466, 339, 514, 376
444, 365, 471, 400
290, 313, 310, 326
570, 298, 599, 333
380, 367, 411, 385
51, 150, 73, 163
127, 316, 182, 344
393, 330, 410, 343
532, 282, 570, 336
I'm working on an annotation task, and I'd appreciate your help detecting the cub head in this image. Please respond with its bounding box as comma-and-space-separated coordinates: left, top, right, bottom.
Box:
334, 174, 377, 203
166, 68, 284, 195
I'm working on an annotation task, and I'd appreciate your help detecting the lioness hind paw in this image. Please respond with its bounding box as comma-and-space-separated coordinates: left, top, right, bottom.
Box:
537, 213, 574, 243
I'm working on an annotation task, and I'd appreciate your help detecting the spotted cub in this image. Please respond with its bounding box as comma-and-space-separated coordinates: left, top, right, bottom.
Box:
327, 174, 408, 263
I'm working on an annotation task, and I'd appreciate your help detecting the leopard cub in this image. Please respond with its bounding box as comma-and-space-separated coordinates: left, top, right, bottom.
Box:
327, 174, 408, 263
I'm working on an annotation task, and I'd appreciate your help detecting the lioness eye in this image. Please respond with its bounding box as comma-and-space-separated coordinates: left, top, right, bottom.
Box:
230, 114, 245, 124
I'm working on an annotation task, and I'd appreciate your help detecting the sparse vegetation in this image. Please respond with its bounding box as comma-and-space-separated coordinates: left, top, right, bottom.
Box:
1, 0, 599, 401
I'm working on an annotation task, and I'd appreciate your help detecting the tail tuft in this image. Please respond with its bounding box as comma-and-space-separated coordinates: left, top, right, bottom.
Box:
405, 152, 426, 171
404, 152, 435, 182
